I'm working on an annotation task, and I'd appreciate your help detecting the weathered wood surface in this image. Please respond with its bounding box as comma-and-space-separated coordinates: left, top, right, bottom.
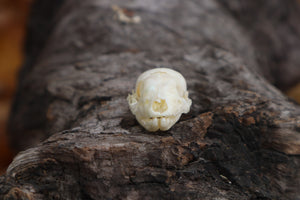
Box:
1, 0, 300, 199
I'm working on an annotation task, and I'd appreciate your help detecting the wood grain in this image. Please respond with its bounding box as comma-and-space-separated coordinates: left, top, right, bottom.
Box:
1, 0, 300, 199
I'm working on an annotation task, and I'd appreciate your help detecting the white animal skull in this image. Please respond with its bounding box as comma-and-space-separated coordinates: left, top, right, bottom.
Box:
127, 68, 192, 131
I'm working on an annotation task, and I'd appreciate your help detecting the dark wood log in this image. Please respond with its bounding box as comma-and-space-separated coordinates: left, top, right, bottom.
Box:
218, 0, 300, 90
1, 0, 300, 199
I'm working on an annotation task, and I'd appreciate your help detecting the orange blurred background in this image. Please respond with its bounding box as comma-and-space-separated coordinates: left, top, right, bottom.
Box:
0, 0, 300, 176
0, 0, 32, 174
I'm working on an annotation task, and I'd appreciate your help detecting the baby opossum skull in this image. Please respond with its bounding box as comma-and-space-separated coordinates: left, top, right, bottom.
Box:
127, 68, 192, 131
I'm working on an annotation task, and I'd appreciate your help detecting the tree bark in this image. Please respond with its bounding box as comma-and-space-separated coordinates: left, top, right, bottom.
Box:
1, 0, 300, 199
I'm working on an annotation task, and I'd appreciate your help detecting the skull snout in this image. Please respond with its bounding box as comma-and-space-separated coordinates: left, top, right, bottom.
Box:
152, 99, 168, 113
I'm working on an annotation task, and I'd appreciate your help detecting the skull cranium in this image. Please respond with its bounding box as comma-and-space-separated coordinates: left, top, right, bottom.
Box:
127, 68, 192, 131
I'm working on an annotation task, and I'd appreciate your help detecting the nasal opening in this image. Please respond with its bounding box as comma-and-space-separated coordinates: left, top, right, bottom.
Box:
152, 99, 168, 113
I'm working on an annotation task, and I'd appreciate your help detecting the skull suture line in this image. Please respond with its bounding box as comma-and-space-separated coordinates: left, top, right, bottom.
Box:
127, 68, 192, 131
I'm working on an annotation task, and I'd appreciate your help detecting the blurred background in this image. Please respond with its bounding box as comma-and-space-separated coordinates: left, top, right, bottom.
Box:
0, 0, 299, 175
0, 0, 32, 174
